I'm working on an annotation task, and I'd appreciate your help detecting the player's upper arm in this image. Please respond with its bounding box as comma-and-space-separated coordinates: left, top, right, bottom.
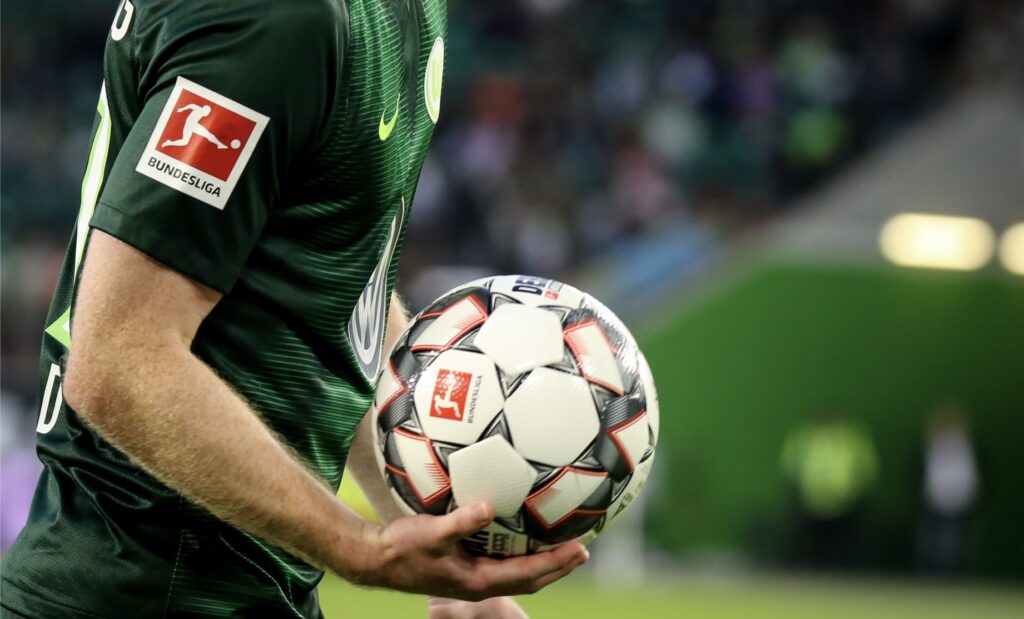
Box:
63, 230, 221, 418
90, 1, 346, 294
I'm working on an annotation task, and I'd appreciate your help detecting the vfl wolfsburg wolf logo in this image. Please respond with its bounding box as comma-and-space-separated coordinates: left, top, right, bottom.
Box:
348, 198, 406, 383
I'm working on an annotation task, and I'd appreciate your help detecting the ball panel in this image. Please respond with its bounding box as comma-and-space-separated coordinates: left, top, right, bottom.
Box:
405, 317, 436, 350
420, 285, 493, 317
503, 368, 601, 467
383, 429, 404, 468
577, 471, 614, 511
524, 466, 607, 530
488, 275, 584, 310
389, 487, 417, 518
608, 412, 650, 473
475, 304, 565, 376
374, 358, 406, 411
386, 466, 450, 516
461, 522, 531, 558
580, 293, 638, 351
577, 297, 644, 394
615, 350, 642, 396
371, 405, 390, 483
526, 512, 604, 545
452, 330, 482, 352
377, 392, 414, 434
390, 427, 451, 508
599, 394, 644, 427
604, 455, 654, 530
594, 425, 633, 482
449, 436, 536, 518
410, 295, 489, 352
376, 357, 414, 433
432, 442, 461, 469
413, 350, 504, 446
390, 345, 424, 383
564, 319, 625, 395
480, 412, 513, 442
637, 352, 660, 446
576, 528, 600, 546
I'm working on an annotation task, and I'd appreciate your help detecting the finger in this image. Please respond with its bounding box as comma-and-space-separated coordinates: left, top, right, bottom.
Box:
529, 557, 583, 592
522, 541, 588, 572
548, 541, 589, 565
469, 543, 588, 595
486, 552, 586, 598
428, 596, 525, 619
432, 502, 495, 546
426, 597, 458, 619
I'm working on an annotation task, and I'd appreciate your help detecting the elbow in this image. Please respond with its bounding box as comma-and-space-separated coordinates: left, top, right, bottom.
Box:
62, 347, 116, 424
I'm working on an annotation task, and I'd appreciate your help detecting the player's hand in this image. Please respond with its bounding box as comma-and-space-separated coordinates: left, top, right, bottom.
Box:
427, 596, 529, 619
361, 502, 588, 601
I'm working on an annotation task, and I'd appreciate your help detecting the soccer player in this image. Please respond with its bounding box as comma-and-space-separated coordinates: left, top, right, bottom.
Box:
0, 1, 588, 617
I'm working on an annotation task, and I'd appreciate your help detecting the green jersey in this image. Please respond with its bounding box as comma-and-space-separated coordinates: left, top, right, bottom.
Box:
2, 0, 446, 617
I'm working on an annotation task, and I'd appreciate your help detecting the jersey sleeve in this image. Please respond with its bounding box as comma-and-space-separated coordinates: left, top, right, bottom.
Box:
90, 1, 345, 293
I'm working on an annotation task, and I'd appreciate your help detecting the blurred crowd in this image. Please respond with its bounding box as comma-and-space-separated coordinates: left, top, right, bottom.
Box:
404, 0, 1015, 284
1, 0, 1019, 551
780, 406, 980, 574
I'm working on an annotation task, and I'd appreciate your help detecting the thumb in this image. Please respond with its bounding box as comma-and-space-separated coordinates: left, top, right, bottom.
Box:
433, 502, 494, 545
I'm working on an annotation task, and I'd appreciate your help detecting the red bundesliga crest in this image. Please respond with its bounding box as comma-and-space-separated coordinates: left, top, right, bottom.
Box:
154, 89, 257, 181
136, 77, 268, 209
429, 369, 472, 421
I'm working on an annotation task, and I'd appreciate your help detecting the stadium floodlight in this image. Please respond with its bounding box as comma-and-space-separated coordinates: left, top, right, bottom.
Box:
1000, 223, 1024, 275
879, 213, 995, 271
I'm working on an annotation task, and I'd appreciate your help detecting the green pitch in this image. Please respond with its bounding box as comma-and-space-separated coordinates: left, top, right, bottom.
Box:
318, 572, 1024, 618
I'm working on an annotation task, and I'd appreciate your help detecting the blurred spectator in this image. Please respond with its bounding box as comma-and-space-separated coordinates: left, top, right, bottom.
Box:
781, 410, 879, 568
916, 405, 979, 576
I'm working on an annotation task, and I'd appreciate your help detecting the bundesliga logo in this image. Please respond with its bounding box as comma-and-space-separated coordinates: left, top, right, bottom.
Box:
430, 369, 473, 421
136, 77, 268, 209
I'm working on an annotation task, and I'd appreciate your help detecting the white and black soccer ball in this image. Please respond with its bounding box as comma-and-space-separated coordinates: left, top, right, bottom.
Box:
372, 275, 659, 557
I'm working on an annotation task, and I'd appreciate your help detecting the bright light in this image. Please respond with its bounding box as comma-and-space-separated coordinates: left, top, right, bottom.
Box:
1000, 222, 1024, 275
879, 213, 995, 271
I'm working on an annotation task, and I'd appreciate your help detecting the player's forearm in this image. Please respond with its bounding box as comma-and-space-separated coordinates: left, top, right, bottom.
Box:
348, 414, 408, 524
64, 336, 380, 581
385, 292, 411, 357
347, 292, 412, 524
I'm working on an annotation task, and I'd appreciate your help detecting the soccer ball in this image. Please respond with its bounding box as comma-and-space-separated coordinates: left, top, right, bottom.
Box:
372, 275, 659, 557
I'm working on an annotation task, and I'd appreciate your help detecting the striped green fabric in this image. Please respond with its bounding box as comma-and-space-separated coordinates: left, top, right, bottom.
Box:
2, 1, 446, 617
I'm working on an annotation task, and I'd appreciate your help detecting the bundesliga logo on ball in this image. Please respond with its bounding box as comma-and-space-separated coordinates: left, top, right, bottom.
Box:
372, 275, 660, 557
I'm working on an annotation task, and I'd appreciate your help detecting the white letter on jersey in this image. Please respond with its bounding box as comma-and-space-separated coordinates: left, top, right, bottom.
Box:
111, 0, 134, 42
37, 363, 63, 434
348, 198, 406, 383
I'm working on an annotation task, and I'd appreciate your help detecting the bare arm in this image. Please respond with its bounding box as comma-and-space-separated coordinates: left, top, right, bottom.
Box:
345, 293, 412, 525
65, 232, 586, 600
65, 231, 376, 579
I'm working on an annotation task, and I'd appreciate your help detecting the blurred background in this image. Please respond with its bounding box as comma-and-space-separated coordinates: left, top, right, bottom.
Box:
3, 0, 1023, 616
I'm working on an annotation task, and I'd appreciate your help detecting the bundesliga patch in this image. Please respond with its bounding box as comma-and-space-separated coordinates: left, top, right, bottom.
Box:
136, 77, 268, 209
430, 369, 472, 421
